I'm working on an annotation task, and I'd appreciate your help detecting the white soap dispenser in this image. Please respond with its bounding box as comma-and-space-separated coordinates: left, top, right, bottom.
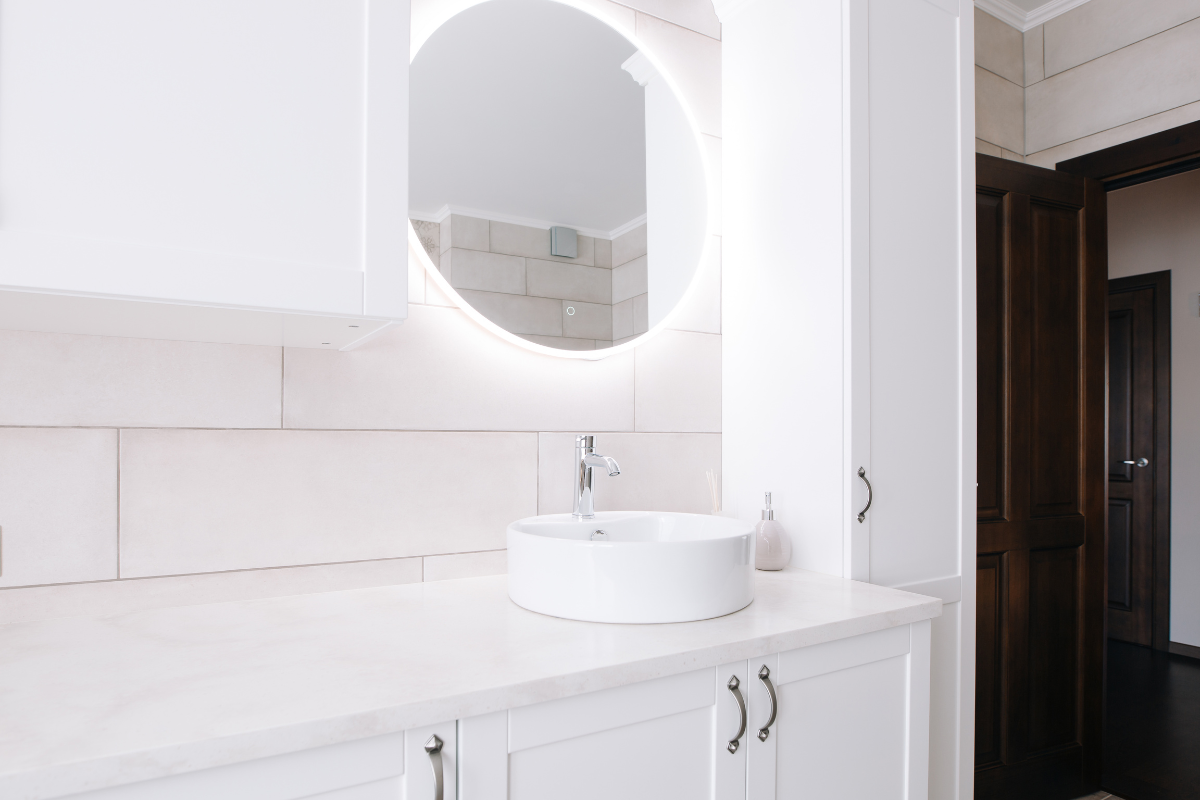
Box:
755, 492, 792, 571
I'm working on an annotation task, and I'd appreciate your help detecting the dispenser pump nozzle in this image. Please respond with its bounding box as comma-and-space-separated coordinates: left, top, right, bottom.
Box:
762, 492, 774, 520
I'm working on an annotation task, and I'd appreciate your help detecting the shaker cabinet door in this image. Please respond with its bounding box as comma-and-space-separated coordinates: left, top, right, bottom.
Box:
747, 623, 931, 800
459, 662, 750, 800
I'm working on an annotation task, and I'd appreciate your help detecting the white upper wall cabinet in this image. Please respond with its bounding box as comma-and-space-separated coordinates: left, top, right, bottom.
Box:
0, 0, 409, 349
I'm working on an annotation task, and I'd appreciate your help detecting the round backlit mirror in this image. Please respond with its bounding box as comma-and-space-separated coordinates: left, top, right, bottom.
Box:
409, 0, 709, 355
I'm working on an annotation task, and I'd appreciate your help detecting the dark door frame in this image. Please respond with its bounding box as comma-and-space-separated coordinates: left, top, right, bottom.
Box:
1057, 119, 1200, 190
1107, 270, 1173, 653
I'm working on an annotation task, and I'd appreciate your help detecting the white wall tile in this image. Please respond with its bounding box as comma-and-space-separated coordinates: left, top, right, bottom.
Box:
0, 428, 117, 587
408, 246, 428, 305
0, 557, 422, 625
423, 550, 507, 581
518, 334, 598, 351
1043, 0, 1200, 78
615, 0, 719, 40
446, 249, 527, 295
612, 223, 648, 267
665, 236, 720, 334
634, 329, 720, 432
633, 293, 649, 335
975, 9, 1024, 86
612, 297, 635, 340
562, 300, 613, 340
1027, 17, 1200, 154
612, 255, 649, 303
537, 432, 721, 515
634, 13, 721, 137
526, 260, 612, 304
457, 289, 563, 336
1025, 98, 1200, 168
119, 429, 537, 577
975, 65, 1024, 155
1023, 25, 1044, 86
443, 214, 490, 252
284, 304, 635, 432
0, 330, 281, 428
490, 221, 595, 266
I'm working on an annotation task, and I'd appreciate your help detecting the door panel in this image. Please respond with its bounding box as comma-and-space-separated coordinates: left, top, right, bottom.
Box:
974, 154, 1107, 800
1106, 282, 1160, 645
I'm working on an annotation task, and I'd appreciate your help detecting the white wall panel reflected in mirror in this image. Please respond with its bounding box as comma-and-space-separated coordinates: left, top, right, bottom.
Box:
409, 0, 708, 354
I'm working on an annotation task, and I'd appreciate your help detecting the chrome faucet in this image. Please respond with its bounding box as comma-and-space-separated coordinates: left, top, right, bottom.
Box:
573, 435, 620, 520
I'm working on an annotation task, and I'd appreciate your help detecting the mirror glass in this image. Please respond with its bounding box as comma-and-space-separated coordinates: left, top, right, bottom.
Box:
409, 0, 708, 352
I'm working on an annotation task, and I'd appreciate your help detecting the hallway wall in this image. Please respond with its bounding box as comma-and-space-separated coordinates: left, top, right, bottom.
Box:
1108, 167, 1200, 649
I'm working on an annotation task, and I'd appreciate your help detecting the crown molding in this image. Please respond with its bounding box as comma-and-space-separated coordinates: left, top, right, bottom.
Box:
974, 0, 1093, 32
409, 205, 646, 242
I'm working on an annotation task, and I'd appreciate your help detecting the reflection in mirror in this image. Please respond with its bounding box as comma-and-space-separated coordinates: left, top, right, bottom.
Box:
409, 0, 707, 352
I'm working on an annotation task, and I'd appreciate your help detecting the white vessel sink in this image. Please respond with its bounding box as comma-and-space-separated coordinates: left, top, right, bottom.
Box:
507, 511, 755, 624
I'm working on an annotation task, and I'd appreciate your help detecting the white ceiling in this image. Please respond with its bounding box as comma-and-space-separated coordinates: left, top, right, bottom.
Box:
974, 0, 1093, 31
409, 0, 646, 232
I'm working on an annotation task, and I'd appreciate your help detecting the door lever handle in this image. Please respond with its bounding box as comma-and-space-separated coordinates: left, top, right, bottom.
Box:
1123, 458, 1149, 468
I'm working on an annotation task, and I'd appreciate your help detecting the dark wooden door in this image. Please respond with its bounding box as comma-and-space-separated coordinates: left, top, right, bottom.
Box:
1107, 271, 1172, 650
974, 155, 1107, 800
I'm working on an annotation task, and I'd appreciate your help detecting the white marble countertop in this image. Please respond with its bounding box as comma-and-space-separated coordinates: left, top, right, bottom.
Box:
0, 568, 941, 799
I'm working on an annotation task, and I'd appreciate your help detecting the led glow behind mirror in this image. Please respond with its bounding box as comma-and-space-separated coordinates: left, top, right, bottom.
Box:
408, 0, 709, 357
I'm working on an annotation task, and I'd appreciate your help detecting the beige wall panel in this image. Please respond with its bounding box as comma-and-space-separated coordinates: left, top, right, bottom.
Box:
1027, 17, 1200, 154
1024, 25, 1044, 86
1044, 0, 1200, 78
975, 9, 1024, 86
975, 65, 1025, 154
1026, 98, 1200, 168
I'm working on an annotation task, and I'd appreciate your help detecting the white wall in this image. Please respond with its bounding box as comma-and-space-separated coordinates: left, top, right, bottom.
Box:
1108, 167, 1200, 649
0, 0, 724, 626
720, 1, 974, 798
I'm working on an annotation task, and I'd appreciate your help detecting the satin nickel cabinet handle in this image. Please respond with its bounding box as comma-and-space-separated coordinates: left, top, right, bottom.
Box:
727, 675, 748, 753
424, 734, 444, 800
757, 665, 778, 741
857, 467, 873, 523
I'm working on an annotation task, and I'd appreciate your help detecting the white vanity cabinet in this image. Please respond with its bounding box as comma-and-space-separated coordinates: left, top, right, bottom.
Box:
0, 0, 409, 350
458, 621, 932, 800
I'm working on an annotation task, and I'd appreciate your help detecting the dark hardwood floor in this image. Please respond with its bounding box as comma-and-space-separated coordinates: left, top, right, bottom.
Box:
1104, 640, 1200, 800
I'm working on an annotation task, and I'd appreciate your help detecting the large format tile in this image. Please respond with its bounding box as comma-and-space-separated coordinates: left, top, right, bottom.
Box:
119, 429, 538, 577
612, 296, 635, 341
446, 249, 527, 295
0, 557, 422, 625
537, 432, 721, 515
975, 65, 1024, 155
1025, 98, 1200, 168
0, 428, 117, 587
665, 236, 720, 334
702, 134, 722, 236
526, 259, 612, 304
612, 223, 648, 267
975, 9, 1024, 87
441, 214, 489, 253
0, 330, 281, 428
562, 300, 613, 340
1027, 17, 1200, 154
489, 221, 595, 266
612, 255, 649, 304
456, 289, 563, 336
1024, 25, 1045, 86
424, 550, 507, 582
284, 304, 635, 432
615, 0, 719, 40
1043, 0, 1200, 78
518, 334, 598, 351
634, 329, 720, 432
634, 13, 721, 137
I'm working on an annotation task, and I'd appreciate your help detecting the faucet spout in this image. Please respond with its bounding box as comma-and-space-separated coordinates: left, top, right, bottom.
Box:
573, 435, 621, 519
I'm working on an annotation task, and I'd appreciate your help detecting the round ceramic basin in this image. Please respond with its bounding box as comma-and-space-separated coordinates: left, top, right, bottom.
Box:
507, 511, 755, 624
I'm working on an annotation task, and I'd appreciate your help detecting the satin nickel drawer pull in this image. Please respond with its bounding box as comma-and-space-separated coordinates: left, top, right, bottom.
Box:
425, 734, 444, 800
757, 665, 778, 741
857, 467, 873, 523
727, 675, 747, 753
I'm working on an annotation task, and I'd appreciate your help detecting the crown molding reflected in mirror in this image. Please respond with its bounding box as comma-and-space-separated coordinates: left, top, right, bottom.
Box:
407, 0, 714, 360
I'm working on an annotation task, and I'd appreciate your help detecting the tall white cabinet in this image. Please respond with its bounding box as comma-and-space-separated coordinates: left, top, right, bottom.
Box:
718, 1, 976, 799
0, 0, 410, 349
